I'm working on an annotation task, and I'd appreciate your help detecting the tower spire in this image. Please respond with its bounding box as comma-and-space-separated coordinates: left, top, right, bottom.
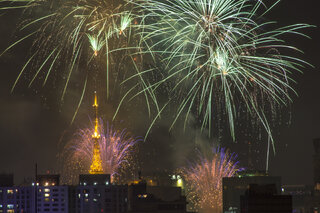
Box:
89, 91, 103, 174
92, 91, 100, 139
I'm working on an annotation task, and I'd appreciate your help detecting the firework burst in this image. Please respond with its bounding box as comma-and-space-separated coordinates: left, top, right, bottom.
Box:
1, 0, 137, 120
129, 0, 313, 144
182, 148, 243, 213
61, 119, 140, 184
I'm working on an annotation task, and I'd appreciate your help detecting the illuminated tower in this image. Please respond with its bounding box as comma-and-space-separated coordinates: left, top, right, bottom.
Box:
89, 91, 104, 174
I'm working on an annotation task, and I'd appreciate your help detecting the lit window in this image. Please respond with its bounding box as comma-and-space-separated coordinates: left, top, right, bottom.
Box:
32, 183, 35, 186
78, 194, 81, 198
45, 182, 49, 186
85, 193, 88, 198
44, 189, 50, 192
7, 190, 13, 194
94, 182, 97, 185
84, 182, 87, 186
105, 181, 109, 185
7, 204, 14, 209
44, 193, 50, 197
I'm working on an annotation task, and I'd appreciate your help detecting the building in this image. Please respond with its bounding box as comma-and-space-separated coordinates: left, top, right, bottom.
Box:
69, 174, 128, 213
222, 171, 281, 213
0, 186, 34, 213
36, 185, 68, 213
128, 181, 187, 213
0, 174, 34, 213
0, 174, 69, 213
281, 185, 313, 213
35, 174, 69, 213
0, 175, 189, 213
240, 184, 292, 213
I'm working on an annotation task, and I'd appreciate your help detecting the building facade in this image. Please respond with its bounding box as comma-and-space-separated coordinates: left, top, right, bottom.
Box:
222, 172, 281, 213
240, 184, 292, 213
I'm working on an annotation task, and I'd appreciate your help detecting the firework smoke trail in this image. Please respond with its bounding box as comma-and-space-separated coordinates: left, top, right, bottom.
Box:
182, 148, 242, 213
62, 119, 140, 184
129, 0, 313, 146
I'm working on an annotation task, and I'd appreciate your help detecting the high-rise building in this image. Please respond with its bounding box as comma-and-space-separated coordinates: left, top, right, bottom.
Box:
36, 185, 68, 213
0, 186, 34, 213
71, 174, 128, 213
35, 174, 69, 213
222, 172, 281, 213
281, 184, 313, 213
1, 172, 190, 213
128, 181, 187, 213
240, 184, 292, 213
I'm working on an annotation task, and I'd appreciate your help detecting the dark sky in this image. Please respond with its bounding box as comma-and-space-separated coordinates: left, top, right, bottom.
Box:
0, 0, 319, 185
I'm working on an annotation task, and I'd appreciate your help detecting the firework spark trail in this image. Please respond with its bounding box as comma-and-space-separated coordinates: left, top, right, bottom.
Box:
1, 0, 138, 119
62, 119, 140, 184
129, 0, 313, 145
1, 0, 314, 150
182, 148, 243, 213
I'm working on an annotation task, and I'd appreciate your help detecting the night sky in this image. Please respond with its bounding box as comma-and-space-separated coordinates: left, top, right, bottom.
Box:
0, 0, 319, 185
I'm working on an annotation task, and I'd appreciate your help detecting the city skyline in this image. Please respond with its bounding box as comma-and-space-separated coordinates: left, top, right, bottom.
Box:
0, 0, 319, 186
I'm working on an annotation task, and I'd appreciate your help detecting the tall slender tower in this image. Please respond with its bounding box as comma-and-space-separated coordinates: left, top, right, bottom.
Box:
89, 91, 104, 174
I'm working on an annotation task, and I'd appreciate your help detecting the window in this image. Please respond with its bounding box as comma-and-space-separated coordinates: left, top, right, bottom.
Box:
7, 204, 14, 209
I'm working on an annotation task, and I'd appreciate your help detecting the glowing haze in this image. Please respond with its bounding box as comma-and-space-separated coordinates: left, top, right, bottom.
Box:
61, 119, 140, 184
